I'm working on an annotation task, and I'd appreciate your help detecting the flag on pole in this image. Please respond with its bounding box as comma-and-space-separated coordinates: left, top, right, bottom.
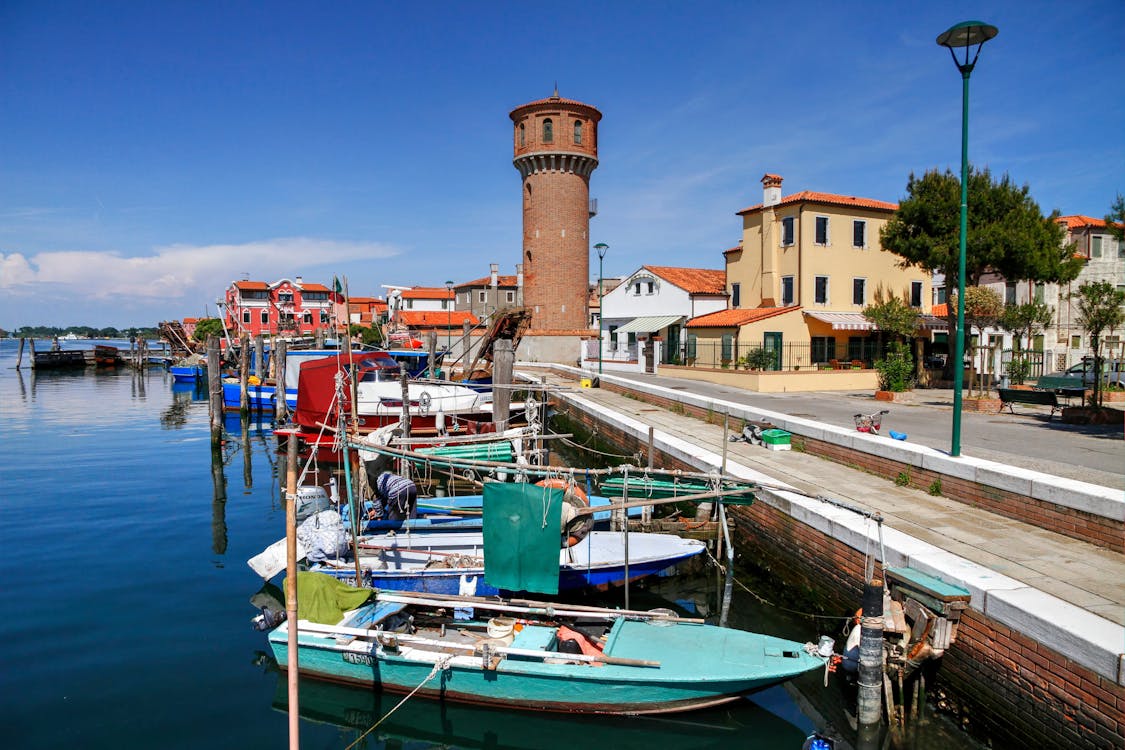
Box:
329, 277, 345, 304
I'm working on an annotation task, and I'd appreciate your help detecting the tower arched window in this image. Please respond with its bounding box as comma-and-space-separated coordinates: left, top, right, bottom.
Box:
518, 123, 525, 147
542, 118, 553, 143
573, 120, 583, 144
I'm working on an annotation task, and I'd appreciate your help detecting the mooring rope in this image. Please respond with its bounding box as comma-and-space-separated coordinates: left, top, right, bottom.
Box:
702, 546, 853, 623
343, 655, 453, 750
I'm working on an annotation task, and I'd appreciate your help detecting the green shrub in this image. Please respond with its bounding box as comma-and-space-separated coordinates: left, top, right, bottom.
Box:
928, 478, 943, 496
895, 471, 911, 487
739, 347, 776, 371
874, 341, 915, 392
1006, 357, 1031, 385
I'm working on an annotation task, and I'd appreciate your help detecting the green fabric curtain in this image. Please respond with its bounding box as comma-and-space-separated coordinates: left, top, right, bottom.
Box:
482, 483, 563, 595
288, 570, 373, 625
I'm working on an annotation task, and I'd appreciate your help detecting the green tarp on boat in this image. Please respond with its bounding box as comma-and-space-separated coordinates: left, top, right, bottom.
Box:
286, 570, 373, 625
482, 483, 563, 595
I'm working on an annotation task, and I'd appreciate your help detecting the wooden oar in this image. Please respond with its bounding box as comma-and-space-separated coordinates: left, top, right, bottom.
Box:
374, 590, 704, 624
296, 621, 661, 668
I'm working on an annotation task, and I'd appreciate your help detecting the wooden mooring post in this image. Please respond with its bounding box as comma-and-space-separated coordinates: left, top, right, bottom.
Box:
254, 335, 265, 379
492, 339, 513, 431
274, 339, 288, 423
857, 577, 886, 727
207, 336, 223, 444
16, 337, 24, 369
239, 334, 250, 416
283, 427, 300, 750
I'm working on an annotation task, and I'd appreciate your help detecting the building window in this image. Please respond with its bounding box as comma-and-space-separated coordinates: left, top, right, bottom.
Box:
543, 118, 553, 143
646, 281, 654, 294
518, 123, 525, 147
573, 120, 582, 144
781, 276, 794, 306
1005, 282, 1017, 304
852, 278, 866, 306
781, 216, 795, 246
1118, 239, 1125, 259
634, 282, 642, 295
505, 291, 515, 303
609, 325, 618, 347
810, 336, 836, 363
278, 292, 293, 304
441, 299, 449, 310
1070, 335, 1082, 349
815, 216, 829, 245
1034, 282, 1045, 303
406, 299, 414, 309
260, 311, 269, 325
1091, 236, 1102, 258
814, 276, 829, 304
935, 286, 947, 304
320, 311, 329, 324
477, 291, 487, 304
853, 220, 866, 248
242, 310, 251, 325
731, 283, 741, 308
911, 281, 923, 308
303, 311, 312, 325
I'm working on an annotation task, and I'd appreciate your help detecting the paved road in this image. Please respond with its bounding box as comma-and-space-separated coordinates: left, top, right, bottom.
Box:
604, 373, 1125, 489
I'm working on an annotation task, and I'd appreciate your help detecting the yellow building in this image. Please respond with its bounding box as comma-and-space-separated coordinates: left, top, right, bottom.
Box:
698, 173, 933, 368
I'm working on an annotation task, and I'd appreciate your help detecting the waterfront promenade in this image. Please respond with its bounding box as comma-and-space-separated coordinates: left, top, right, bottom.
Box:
523, 363, 1124, 622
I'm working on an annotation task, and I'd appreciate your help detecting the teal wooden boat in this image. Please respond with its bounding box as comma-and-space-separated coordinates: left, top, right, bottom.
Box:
268, 584, 825, 715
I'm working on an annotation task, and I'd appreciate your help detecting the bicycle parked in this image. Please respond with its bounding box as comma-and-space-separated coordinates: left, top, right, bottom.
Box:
853, 409, 889, 435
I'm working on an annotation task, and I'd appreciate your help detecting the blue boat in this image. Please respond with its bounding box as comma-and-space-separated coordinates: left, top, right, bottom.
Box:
170, 363, 205, 382
267, 583, 826, 715
415, 493, 642, 525
310, 529, 705, 597
219, 348, 343, 411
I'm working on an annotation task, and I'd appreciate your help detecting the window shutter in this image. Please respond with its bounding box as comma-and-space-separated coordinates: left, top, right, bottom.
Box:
721, 334, 733, 361
686, 335, 697, 359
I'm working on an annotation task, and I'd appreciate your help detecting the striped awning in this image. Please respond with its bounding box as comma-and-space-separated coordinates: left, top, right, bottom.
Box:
805, 311, 949, 331
803, 311, 874, 331
613, 315, 684, 334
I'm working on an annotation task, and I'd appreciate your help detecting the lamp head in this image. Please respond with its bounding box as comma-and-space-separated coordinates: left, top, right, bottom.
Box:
936, 21, 998, 49
593, 242, 609, 260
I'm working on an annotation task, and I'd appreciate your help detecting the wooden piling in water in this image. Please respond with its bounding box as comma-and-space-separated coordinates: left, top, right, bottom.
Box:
207, 336, 223, 444
274, 339, 288, 423
493, 339, 513, 431
427, 332, 437, 379
253, 335, 264, 379
857, 577, 886, 727
16, 338, 24, 369
284, 427, 300, 750
239, 334, 250, 415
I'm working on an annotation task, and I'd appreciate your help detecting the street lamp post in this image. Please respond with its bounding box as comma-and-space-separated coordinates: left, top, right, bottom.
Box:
445, 280, 454, 360
594, 243, 609, 374
937, 20, 998, 458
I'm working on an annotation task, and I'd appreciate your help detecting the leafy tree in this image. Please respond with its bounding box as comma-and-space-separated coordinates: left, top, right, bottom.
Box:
874, 341, 915, 392
1105, 194, 1125, 243
192, 318, 224, 342
1072, 281, 1125, 407
350, 323, 384, 347
863, 291, 920, 346
881, 167, 1083, 377
950, 286, 1003, 396
999, 301, 1053, 352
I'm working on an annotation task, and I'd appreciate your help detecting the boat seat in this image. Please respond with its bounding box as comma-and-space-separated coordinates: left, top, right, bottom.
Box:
509, 625, 557, 652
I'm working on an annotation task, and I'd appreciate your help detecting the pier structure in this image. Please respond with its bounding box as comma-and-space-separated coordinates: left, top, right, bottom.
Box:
524, 365, 1124, 749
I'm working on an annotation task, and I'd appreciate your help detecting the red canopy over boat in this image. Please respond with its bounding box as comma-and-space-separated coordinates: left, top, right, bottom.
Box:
293, 351, 400, 429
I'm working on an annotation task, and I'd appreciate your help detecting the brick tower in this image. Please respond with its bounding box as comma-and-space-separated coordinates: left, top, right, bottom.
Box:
510, 91, 601, 336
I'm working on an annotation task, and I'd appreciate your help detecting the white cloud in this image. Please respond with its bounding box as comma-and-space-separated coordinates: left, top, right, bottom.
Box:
0, 237, 400, 302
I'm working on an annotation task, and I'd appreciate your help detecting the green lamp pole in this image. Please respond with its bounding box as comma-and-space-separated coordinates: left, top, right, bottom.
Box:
937, 20, 998, 458
445, 280, 454, 358
594, 243, 608, 374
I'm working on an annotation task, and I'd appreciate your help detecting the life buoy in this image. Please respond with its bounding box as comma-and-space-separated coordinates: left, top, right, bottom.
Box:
537, 479, 593, 547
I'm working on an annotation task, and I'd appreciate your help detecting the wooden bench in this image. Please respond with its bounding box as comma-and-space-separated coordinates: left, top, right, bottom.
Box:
997, 388, 1060, 418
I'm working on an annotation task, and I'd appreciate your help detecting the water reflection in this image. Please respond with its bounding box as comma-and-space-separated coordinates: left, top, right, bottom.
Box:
270, 672, 808, 750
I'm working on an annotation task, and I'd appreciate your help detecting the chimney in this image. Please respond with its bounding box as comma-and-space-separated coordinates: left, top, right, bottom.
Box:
515, 264, 524, 288
295, 275, 304, 286
490, 263, 499, 287
761, 173, 783, 208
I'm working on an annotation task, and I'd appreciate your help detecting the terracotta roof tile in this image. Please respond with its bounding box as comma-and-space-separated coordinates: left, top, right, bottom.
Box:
931, 303, 949, 317
233, 280, 269, 290
397, 310, 479, 327
1057, 215, 1109, 230
457, 275, 519, 288
722, 245, 743, 255
738, 191, 897, 215
686, 306, 798, 328
401, 287, 455, 299
300, 283, 330, 292
643, 266, 727, 295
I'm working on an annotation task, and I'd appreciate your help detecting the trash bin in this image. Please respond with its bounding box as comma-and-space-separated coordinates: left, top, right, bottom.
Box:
761, 429, 791, 451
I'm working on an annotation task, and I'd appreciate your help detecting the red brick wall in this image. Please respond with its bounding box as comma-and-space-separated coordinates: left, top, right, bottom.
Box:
521, 170, 591, 331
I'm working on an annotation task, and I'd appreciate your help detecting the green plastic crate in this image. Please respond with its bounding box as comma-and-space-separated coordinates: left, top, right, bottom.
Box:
761, 428, 791, 449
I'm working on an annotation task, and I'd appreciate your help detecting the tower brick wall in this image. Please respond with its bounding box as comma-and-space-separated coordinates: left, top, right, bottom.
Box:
510, 93, 601, 333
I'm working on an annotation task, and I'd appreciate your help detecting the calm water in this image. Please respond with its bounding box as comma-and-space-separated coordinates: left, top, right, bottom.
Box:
0, 340, 978, 749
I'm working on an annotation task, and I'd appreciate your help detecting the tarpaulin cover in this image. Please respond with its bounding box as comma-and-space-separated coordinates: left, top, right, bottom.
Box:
482, 483, 563, 595
288, 571, 372, 625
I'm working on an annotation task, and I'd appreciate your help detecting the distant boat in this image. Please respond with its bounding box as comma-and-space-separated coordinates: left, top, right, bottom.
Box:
170, 363, 205, 382
32, 349, 87, 370
265, 583, 826, 715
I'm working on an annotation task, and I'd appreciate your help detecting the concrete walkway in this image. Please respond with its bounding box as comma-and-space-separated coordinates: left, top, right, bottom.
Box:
612, 373, 1125, 488
529, 368, 1125, 629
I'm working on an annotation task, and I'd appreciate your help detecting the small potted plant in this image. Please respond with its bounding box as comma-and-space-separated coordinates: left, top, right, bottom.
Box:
874, 341, 915, 401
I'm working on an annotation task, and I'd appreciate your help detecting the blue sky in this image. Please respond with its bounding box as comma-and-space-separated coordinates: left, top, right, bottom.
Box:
2, 0, 1122, 328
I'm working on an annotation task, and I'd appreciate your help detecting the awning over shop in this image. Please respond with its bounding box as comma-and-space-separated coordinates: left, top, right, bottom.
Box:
614, 314, 684, 334
803, 311, 875, 331
804, 311, 949, 332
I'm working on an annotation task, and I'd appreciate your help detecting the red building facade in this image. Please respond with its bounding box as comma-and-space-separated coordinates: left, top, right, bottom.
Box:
222, 277, 334, 338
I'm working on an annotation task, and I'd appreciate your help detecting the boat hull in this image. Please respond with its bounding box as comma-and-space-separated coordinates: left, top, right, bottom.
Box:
268, 614, 822, 715
170, 365, 204, 382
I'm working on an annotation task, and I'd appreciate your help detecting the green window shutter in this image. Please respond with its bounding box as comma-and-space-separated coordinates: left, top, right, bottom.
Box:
721, 334, 733, 361
686, 335, 697, 359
